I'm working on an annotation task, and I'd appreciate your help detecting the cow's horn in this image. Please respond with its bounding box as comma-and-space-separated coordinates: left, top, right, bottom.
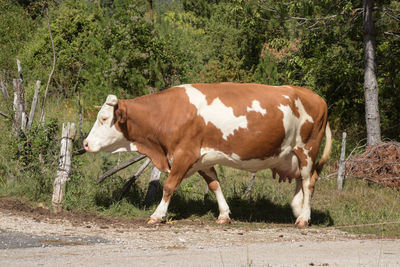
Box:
105, 95, 118, 106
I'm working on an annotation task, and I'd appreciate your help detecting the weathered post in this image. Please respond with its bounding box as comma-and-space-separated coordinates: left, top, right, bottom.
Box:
144, 167, 161, 206
12, 78, 26, 133
27, 80, 41, 130
245, 173, 256, 197
337, 132, 347, 191
52, 123, 76, 213
1, 80, 9, 99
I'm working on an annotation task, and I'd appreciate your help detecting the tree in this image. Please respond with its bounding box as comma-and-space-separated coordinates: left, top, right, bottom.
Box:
363, 0, 381, 145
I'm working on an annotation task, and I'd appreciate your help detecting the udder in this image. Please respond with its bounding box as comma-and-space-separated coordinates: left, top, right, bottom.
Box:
271, 153, 301, 183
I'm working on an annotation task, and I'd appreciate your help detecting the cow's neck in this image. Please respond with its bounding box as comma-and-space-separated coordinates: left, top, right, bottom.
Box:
121, 97, 171, 172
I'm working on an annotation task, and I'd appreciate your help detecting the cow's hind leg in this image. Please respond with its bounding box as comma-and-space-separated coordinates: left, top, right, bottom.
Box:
198, 167, 231, 224
294, 170, 318, 228
291, 178, 303, 218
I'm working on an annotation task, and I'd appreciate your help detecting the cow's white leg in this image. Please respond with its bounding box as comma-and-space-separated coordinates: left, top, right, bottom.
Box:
148, 198, 170, 223
199, 167, 231, 224
291, 178, 303, 218
295, 169, 319, 227
295, 176, 311, 227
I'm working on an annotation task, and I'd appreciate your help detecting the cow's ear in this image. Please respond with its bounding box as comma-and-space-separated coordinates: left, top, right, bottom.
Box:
115, 104, 127, 124
106, 95, 118, 106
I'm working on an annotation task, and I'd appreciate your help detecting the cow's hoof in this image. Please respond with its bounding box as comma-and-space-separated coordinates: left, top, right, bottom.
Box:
146, 217, 164, 224
216, 217, 231, 224
295, 219, 309, 228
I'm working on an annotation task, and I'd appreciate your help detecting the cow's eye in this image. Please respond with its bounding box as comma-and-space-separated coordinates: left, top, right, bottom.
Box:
100, 117, 108, 124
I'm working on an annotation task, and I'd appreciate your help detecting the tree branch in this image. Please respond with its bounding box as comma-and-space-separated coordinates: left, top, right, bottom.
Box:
40, 7, 56, 122
97, 154, 147, 183
0, 110, 10, 119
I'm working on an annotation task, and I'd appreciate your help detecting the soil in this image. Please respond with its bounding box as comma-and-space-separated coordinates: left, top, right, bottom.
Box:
0, 198, 399, 266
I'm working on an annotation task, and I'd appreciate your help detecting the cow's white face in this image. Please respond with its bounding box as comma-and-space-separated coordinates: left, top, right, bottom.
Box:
84, 95, 137, 153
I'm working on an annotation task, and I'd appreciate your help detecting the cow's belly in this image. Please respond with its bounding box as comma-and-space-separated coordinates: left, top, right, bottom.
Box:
185, 147, 300, 178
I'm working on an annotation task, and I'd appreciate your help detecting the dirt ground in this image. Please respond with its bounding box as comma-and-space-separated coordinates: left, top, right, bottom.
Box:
0, 199, 399, 267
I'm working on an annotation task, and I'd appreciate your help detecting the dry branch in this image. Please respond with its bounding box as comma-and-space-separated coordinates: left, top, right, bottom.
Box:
116, 158, 151, 200
97, 154, 147, 183
73, 148, 87, 156
345, 141, 400, 188
40, 7, 56, 123
0, 110, 10, 119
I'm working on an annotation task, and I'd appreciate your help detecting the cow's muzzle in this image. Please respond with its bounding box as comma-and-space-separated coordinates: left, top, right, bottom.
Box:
83, 140, 91, 152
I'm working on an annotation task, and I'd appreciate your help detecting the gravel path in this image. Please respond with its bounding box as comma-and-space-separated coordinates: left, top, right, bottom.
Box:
1, 208, 399, 266
0, 199, 400, 266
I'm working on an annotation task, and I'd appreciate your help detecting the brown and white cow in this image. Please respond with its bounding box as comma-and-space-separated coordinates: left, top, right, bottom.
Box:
84, 83, 331, 227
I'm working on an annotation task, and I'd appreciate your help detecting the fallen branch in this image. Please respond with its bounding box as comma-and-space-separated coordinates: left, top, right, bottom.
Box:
0, 110, 10, 119
319, 172, 338, 179
73, 148, 87, 156
97, 154, 147, 183
116, 158, 151, 200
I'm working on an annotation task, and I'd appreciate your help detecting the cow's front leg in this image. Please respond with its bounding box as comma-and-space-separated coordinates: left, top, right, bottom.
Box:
147, 153, 196, 224
199, 167, 231, 224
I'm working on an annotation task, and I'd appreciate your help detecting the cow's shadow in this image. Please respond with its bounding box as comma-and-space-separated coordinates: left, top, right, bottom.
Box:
167, 193, 334, 226
107, 183, 334, 226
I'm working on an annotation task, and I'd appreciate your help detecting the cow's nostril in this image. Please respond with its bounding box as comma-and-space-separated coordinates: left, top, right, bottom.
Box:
83, 140, 89, 150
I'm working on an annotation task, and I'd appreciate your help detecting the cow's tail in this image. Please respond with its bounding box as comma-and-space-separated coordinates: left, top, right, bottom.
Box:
315, 122, 332, 174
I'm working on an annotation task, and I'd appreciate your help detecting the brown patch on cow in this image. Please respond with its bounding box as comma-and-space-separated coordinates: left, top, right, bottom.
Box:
309, 170, 319, 194
300, 120, 313, 144
199, 168, 219, 191
294, 147, 308, 169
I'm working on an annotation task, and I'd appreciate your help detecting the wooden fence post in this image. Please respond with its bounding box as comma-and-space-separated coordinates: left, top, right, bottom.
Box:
337, 132, 347, 191
27, 80, 41, 130
144, 167, 161, 206
1, 80, 9, 99
12, 78, 27, 134
52, 122, 76, 213
245, 173, 256, 197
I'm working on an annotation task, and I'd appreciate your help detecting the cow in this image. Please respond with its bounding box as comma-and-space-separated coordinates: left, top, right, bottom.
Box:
84, 83, 331, 227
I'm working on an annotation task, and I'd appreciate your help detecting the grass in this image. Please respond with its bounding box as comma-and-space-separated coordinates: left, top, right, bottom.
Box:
1, 97, 399, 237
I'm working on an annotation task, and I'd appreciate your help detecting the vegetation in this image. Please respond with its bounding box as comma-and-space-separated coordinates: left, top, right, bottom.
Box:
0, 0, 399, 236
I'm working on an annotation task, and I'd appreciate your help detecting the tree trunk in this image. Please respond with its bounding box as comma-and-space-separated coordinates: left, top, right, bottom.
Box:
363, 0, 381, 146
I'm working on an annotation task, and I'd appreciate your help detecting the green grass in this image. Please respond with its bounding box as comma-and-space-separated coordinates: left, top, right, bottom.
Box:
1, 97, 399, 236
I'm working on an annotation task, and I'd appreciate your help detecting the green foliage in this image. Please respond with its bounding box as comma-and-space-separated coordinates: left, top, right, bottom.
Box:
0, 119, 59, 202
13, 119, 59, 168
0, 0, 35, 79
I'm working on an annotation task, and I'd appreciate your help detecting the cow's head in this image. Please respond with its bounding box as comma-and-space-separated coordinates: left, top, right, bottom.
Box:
83, 95, 137, 153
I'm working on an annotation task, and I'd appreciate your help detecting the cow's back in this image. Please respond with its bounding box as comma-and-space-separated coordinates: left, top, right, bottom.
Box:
170, 83, 327, 161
